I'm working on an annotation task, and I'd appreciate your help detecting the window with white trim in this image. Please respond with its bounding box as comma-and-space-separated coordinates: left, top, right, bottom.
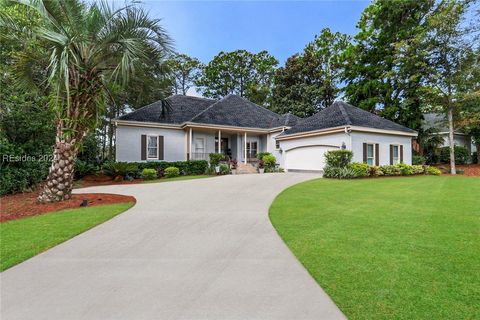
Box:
367, 143, 375, 166
147, 135, 158, 159
392, 145, 400, 164
275, 140, 280, 150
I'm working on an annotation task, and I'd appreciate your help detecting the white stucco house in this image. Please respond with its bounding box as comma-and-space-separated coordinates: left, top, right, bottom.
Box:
114, 94, 417, 172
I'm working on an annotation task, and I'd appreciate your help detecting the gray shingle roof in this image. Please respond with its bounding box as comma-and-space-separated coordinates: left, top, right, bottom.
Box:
190, 95, 282, 129
117, 95, 215, 124
283, 101, 416, 135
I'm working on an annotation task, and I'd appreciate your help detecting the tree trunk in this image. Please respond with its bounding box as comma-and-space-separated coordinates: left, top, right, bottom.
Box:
38, 137, 78, 203
447, 104, 456, 174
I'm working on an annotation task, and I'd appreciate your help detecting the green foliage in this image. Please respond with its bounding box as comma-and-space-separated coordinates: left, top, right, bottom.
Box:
262, 154, 276, 168
323, 166, 357, 179
439, 146, 469, 165
350, 162, 370, 177
343, 0, 434, 131
219, 164, 230, 175
324, 150, 353, 168
196, 50, 278, 105
257, 152, 272, 160
412, 154, 424, 165
379, 165, 402, 176
209, 153, 225, 167
77, 133, 102, 166
426, 166, 441, 176
129, 160, 208, 175
140, 168, 157, 180
74, 159, 97, 179
102, 162, 138, 178
164, 166, 180, 178
167, 53, 203, 95
270, 28, 350, 117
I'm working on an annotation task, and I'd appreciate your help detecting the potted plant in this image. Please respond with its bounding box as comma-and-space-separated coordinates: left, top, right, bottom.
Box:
258, 160, 265, 174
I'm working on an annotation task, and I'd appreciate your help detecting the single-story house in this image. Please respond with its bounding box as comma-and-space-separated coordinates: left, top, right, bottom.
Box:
114, 94, 417, 172
423, 113, 477, 155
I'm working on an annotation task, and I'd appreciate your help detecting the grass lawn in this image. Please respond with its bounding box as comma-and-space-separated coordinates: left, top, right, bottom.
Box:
1, 202, 134, 271
142, 174, 213, 184
269, 176, 480, 320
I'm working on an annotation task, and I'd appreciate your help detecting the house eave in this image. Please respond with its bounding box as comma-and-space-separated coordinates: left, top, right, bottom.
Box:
114, 120, 183, 129
349, 126, 418, 137
276, 126, 347, 140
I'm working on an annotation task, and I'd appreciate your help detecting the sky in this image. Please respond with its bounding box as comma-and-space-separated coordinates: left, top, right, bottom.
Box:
141, 0, 370, 64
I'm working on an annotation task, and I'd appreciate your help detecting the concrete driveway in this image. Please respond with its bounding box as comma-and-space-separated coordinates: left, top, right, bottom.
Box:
1, 173, 345, 320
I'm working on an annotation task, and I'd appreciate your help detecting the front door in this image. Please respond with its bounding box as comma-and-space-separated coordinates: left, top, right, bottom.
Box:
246, 141, 258, 159
215, 137, 229, 155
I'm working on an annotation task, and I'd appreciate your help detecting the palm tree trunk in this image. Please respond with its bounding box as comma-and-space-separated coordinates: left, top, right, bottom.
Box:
37, 136, 78, 203
447, 104, 456, 174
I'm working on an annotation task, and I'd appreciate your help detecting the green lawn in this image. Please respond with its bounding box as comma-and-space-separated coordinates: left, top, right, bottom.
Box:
1, 202, 134, 271
269, 176, 480, 320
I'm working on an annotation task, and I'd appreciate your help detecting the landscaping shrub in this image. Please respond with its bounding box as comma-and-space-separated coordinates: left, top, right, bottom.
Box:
324, 150, 353, 168
379, 165, 402, 176
439, 146, 469, 164
209, 153, 225, 168
323, 166, 357, 179
262, 154, 276, 169
426, 166, 441, 175
350, 162, 370, 177
164, 167, 180, 178
74, 159, 98, 179
411, 165, 425, 175
219, 164, 230, 175
102, 162, 138, 178
397, 163, 413, 176
127, 160, 208, 175
257, 152, 271, 160
140, 168, 157, 180
412, 154, 424, 165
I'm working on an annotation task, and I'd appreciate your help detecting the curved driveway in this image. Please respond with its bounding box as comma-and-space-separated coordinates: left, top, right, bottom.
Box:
1, 173, 345, 320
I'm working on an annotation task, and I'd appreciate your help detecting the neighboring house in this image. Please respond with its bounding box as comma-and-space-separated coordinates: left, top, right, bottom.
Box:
115, 94, 417, 172
422, 113, 476, 155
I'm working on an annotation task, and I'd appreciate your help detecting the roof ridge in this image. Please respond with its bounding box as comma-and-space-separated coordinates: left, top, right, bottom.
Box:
233, 94, 282, 118
188, 96, 224, 122
337, 102, 352, 125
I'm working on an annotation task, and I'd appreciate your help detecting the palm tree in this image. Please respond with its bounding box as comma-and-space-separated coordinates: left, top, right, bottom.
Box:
1, 0, 172, 202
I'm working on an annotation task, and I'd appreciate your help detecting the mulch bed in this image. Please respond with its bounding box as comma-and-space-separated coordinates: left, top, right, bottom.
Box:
76, 174, 144, 188
1, 192, 136, 223
434, 164, 480, 176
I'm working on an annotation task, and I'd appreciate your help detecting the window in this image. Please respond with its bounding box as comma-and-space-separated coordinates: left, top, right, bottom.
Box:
392, 145, 400, 164
194, 138, 205, 153
275, 140, 280, 150
147, 135, 158, 159
367, 143, 375, 166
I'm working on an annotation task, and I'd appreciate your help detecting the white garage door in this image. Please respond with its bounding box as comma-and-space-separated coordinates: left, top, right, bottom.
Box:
285, 146, 337, 172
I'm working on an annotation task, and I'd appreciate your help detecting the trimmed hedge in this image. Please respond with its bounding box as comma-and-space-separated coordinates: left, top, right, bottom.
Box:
325, 150, 353, 167
164, 167, 180, 178
103, 160, 209, 178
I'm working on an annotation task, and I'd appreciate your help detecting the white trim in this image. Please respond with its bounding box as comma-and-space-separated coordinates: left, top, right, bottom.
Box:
115, 120, 182, 129
146, 135, 159, 160
276, 127, 347, 140
349, 126, 417, 137
391, 144, 400, 165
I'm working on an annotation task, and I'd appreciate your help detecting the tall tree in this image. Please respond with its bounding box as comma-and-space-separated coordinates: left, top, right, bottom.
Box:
196, 50, 278, 105
270, 28, 349, 117
343, 0, 434, 130
167, 53, 203, 95
423, 0, 475, 174
1, 0, 172, 202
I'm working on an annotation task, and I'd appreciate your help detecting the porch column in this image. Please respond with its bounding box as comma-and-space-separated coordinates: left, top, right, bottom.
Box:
244, 132, 247, 164
218, 130, 221, 153
189, 128, 193, 159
